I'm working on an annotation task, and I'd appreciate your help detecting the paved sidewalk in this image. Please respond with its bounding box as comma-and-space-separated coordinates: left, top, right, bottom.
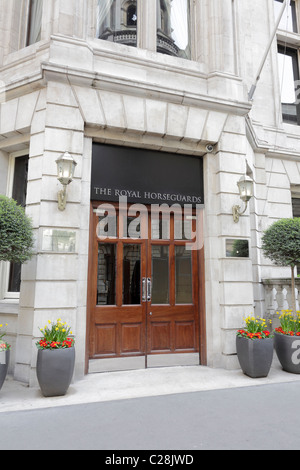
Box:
1, 358, 300, 413
1, 372, 300, 449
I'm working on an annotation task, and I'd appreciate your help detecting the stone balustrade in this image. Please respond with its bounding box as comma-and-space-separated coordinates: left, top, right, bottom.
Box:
262, 278, 300, 329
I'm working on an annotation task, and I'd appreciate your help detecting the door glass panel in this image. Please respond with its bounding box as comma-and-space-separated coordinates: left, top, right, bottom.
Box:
175, 246, 193, 304
123, 244, 141, 304
97, 244, 117, 305
152, 246, 169, 304
97, 214, 117, 238
174, 217, 193, 240
123, 216, 141, 239
151, 217, 170, 240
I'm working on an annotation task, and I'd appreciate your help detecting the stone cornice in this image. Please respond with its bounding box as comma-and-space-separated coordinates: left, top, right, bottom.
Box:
0, 72, 45, 102
245, 116, 271, 152
246, 116, 300, 161
0, 35, 252, 117
41, 61, 251, 117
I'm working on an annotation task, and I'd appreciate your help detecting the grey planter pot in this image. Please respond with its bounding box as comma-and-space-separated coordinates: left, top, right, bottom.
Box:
36, 347, 75, 397
0, 350, 10, 391
274, 332, 300, 374
236, 336, 274, 378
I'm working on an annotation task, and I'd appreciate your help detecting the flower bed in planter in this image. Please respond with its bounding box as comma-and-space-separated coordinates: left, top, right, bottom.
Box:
36, 319, 75, 397
274, 311, 300, 374
36, 347, 75, 397
236, 316, 273, 378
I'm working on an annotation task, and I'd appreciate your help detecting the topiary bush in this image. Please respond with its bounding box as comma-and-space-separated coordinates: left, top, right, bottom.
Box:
0, 195, 34, 264
261, 218, 300, 314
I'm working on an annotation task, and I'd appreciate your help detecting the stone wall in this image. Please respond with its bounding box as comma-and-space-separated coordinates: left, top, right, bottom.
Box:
0, 0, 300, 380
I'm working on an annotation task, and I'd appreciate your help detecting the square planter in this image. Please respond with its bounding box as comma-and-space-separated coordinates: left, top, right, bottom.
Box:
236, 336, 274, 378
0, 350, 10, 391
0, 351, 6, 365
36, 347, 75, 397
274, 332, 300, 374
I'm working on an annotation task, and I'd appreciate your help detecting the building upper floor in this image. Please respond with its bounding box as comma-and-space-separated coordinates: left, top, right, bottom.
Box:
2, 0, 300, 140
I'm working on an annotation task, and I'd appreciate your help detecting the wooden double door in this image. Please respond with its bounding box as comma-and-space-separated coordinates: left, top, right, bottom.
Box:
88, 202, 204, 370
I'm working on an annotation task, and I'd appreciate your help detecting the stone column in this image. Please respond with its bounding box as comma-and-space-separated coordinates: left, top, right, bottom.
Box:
204, 116, 255, 369
207, 0, 237, 75
137, 0, 156, 51
14, 80, 90, 385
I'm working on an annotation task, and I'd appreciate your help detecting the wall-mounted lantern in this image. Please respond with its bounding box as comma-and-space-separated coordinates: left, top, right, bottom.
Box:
232, 175, 254, 223
56, 152, 77, 211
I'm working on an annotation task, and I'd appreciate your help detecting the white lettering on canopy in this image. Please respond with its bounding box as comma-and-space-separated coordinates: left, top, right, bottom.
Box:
93, 187, 202, 204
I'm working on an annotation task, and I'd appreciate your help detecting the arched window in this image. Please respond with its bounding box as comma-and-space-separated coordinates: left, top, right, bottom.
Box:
127, 4, 137, 27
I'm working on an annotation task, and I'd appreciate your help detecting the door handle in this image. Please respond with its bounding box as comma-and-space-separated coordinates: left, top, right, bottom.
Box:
142, 278, 147, 302
142, 278, 152, 302
147, 278, 152, 302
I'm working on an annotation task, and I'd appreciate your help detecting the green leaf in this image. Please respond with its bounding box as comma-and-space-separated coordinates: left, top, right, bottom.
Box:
261, 218, 300, 267
0, 196, 34, 263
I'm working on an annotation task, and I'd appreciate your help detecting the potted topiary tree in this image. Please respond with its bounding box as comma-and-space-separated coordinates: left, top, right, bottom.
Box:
0, 195, 34, 264
0, 196, 34, 386
262, 218, 300, 373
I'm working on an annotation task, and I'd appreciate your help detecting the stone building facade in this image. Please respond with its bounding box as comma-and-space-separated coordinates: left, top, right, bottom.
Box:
0, 0, 299, 385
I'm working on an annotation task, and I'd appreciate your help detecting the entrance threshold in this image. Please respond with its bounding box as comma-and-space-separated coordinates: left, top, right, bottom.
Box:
89, 353, 200, 373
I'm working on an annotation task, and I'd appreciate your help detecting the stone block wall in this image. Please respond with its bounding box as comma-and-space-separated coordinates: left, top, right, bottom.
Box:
0, 0, 300, 380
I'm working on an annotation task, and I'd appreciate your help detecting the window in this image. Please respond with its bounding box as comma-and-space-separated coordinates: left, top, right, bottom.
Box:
96, 0, 191, 59
278, 45, 300, 125
292, 196, 300, 217
157, 0, 191, 59
7, 156, 29, 293
97, 0, 137, 48
292, 196, 300, 275
274, 0, 298, 32
26, 0, 43, 46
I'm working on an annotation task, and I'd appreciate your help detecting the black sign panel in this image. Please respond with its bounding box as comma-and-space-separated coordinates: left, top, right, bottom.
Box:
91, 143, 204, 207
